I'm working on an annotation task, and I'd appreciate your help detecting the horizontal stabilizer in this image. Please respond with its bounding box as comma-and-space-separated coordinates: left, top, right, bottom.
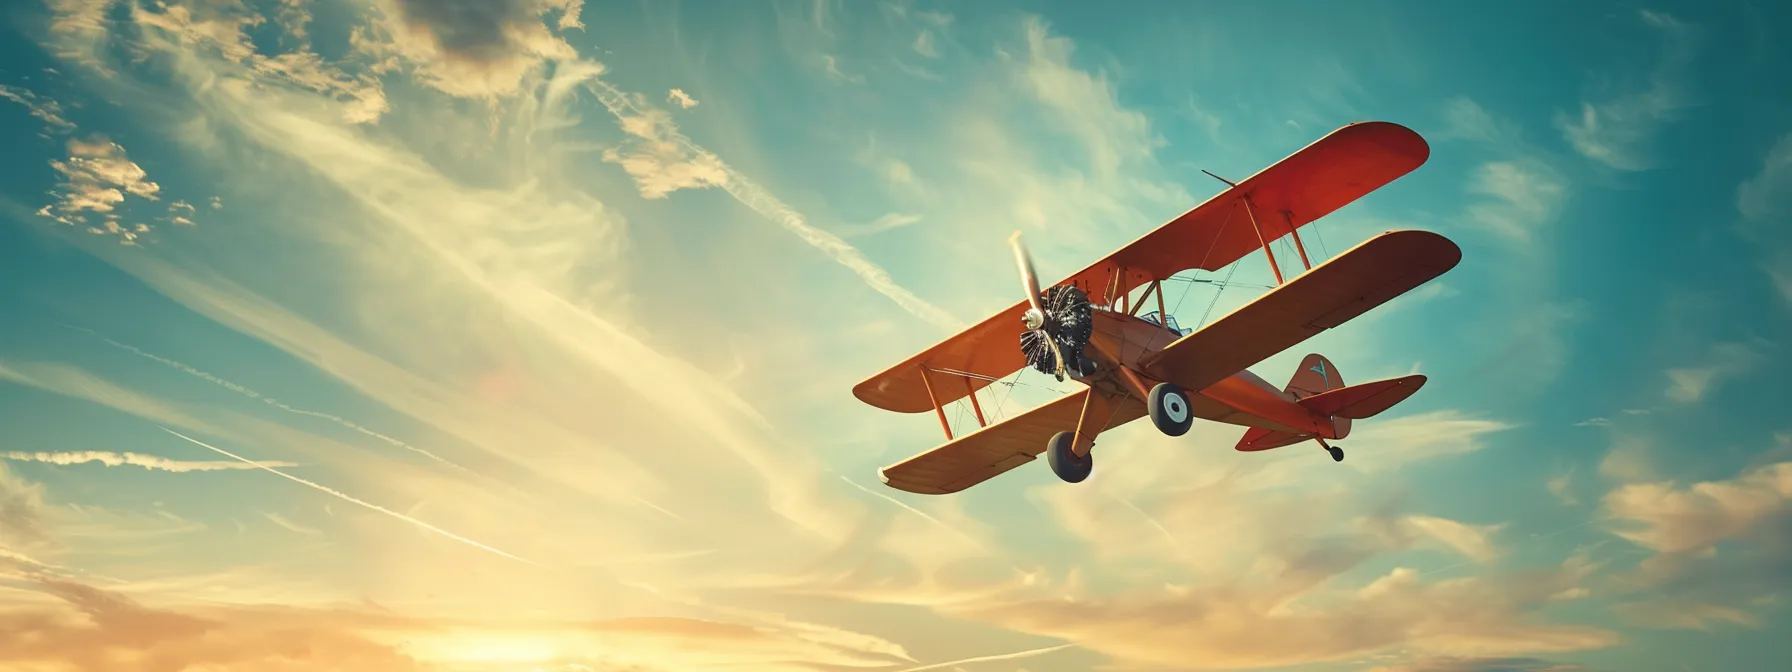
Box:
1236, 427, 1312, 452
1296, 375, 1426, 420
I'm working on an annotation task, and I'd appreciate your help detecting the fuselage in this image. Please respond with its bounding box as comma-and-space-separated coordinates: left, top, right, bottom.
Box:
1080, 309, 1337, 438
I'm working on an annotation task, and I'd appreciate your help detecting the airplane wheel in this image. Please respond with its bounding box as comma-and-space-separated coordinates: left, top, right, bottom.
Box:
1147, 383, 1193, 437
1327, 445, 1344, 462
1045, 431, 1092, 483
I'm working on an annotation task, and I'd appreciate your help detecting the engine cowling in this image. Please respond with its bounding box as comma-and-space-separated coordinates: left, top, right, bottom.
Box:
1019, 284, 1094, 378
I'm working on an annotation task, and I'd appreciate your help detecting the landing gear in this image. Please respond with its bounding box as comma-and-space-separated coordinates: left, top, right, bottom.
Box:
1147, 383, 1193, 436
1045, 431, 1092, 483
1317, 438, 1344, 462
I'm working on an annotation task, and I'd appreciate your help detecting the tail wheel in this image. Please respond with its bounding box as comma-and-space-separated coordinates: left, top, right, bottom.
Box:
1148, 383, 1193, 436
1045, 431, 1092, 483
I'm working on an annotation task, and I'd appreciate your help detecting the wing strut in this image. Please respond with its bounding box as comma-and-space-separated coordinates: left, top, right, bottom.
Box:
1242, 195, 1285, 286
918, 365, 952, 440
1284, 211, 1314, 271
1203, 169, 1293, 285
962, 377, 988, 428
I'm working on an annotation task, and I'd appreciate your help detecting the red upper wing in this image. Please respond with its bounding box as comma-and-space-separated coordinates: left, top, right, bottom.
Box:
854, 121, 1430, 414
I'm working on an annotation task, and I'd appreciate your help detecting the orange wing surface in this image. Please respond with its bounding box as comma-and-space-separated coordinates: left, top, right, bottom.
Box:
854, 121, 1430, 414
879, 390, 1147, 494
1141, 230, 1461, 394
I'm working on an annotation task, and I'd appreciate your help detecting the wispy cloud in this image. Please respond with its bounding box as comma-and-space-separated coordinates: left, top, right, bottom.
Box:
262, 511, 321, 535
160, 428, 540, 566
1663, 339, 1771, 404
65, 325, 466, 470
1555, 10, 1699, 171
1464, 160, 1569, 244
591, 80, 961, 329
0, 84, 76, 133
1735, 132, 1792, 305
1, 450, 297, 472
666, 87, 698, 108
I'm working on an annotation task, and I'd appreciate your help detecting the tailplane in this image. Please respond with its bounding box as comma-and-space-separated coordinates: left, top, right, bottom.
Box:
1237, 354, 1346, 452
1296, 374, 1426, 421
1233, 355, 1426, 453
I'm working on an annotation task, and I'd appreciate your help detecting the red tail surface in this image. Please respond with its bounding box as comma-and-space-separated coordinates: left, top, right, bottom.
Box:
1234, 356, 1426, 452
1237, 354, 1344, 451
1297, 375, 1426, 420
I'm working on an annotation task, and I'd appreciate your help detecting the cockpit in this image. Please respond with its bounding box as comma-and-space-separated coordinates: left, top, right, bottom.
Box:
1137, 311, 1193, 337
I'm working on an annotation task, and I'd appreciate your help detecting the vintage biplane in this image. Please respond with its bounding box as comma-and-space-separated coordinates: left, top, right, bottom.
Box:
851, 121, 1463, 495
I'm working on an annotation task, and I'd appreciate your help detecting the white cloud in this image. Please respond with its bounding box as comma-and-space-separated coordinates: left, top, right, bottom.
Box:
358, 0, 582, 98
1604, 460, 1792, 555
1019, 16, 1163, 180
591, 79, 961, 330
1735, 133, 1792, 305
132, 3, 390, 124
821, 53, 865, 83
1555, 10, 1698, 171
0, 84, 76, 133
666, 87, 698, 109
165, 199, 197, 226
1465, 160, 1569, 243
1664, 340, 1770, 404
1, 450, 298, 472
1548, 468, 1579, 506
912, 30, 938, 58
1440, 96, 1522, 146
38, 136, 162, 244
1737, 133, 1792, 224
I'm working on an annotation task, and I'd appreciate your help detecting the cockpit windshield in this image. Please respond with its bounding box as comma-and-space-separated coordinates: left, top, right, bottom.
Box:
1138, 311, 1193, 337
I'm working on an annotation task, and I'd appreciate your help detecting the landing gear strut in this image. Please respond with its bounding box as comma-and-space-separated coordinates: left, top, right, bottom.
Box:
1317, 437, 1344, 462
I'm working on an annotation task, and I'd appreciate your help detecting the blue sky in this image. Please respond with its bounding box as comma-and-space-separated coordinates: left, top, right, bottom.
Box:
2, 0, 1790, 670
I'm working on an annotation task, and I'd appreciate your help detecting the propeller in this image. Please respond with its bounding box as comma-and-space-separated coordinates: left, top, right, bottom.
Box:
1009, 232, 1070, 381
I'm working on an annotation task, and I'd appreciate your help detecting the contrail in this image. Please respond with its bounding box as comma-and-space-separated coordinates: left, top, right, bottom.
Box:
2, 450, 297, 472
836, 474, 986, 550
586, 81, 962, 331
896, 644, 1075, 671
160, 428, 538, 566
631, 495, 686, 522
1106, 491, 1191, 560
64, 325, 465, 470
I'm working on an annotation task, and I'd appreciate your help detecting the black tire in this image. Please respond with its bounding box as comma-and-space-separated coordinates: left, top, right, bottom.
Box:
1148, 383, 1194, 436
1328, 445, 1345, 462
1045, 431, 1093, 483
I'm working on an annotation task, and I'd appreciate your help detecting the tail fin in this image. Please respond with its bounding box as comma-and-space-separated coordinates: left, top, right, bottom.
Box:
1237, 357, 1425, 451
1286, 354, 1349, 438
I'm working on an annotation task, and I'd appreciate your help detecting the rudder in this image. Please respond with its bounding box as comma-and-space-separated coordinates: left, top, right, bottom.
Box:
1286, 354, 1350, 438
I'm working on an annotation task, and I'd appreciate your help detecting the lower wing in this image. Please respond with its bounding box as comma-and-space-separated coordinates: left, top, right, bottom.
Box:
1141, 229, 1460, 393
879, 389, 1145, 494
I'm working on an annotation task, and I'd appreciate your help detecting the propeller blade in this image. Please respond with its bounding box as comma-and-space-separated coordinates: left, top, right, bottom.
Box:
1009, 231, 1046, 316
1009, 231, 1066, 380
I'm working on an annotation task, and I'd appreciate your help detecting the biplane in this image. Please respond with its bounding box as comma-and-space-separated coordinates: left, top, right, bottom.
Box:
852, 121, 1463, 495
